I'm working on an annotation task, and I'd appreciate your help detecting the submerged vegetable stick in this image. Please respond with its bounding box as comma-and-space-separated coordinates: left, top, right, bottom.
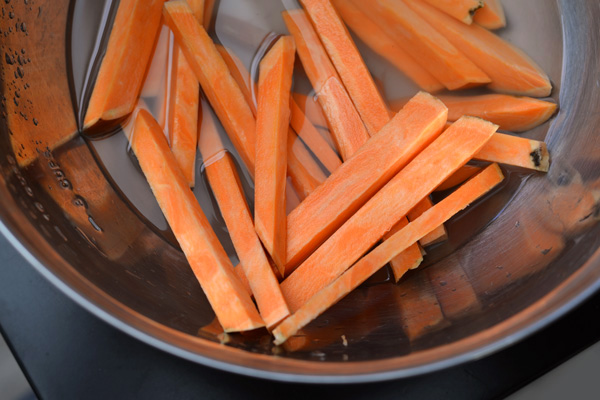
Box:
382, 218, 423, 282
300, 0, 391, 135
285, 92, 448, 272
473, 0, 506, 30
203, 0, 216, 29
423, 0, 483, 24
216, 45, 256, 115
292, 92, 329, 130
290, 99, 342, 174
130, 110, 263, 332
283, 10, 370, 160
407, 197, 448, 246
274, 164, 504, 343
168, 45, 200, 187
286, 178, 302, 214
287, 129, 328, 199
203, 149, 290, 327
406, 0, 551, 97
334, 0, 444, 93
164, 1, 257, 174
254, 36, 296, 274
84, 0, 166, 129
353, 0, 490, 91
281, 116, 498, 312
475, 132, 550, 172
435, 165, 482, 192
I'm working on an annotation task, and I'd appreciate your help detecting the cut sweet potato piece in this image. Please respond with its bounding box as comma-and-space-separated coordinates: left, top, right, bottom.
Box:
216, 45, 257, 115
273, 164, 504, 343
423, 0, 483, 24
281, 117, 498, 312
300, 0, 391, 135
475, 132, 550, 171
334, 0, 444, 93
382, 218, 423, 282
285, 92, 448, 273
203, 0, 216, 29
286, 178, 302, 214
437, 94, 557, 132
352, 0, 490, 91
187, 0, 205, 23
292, 92, 329, 130
474, 0, 506, 30
283, 9, 370, 161
290, 98, 342, 174
287, 129, 328, 199
164, 1, 257, 174
130, 109, 263, 332
84, 0, 166, 129
168, 45, 200, 187
408, 197, 448, 246
435, 165, 482, 192
254, 36, 296, 274
406, 0, 551, 97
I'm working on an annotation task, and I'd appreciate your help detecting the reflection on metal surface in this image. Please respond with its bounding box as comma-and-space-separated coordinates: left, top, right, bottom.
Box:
0, 0, 598, 383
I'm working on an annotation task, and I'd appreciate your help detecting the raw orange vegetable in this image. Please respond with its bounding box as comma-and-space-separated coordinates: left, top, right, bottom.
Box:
130, 109, 263, 332
435, 165, 482, 192
407, 197, 448, 246
290, 98, 342, 174
287, 129, 328, 199
475, 132, 550, 171
423, 0, 483, 24
474, 0, 506, 30
437, 94, 556, 132
285, 92, 448, 273
234, 263, 253, 297
300, 0, 391, 136
333, 0, 444, 93
203, 0, 216, 29
215, 45, 257, 115
254, 36, 296, 274
406, 0, 552, 97
283, 9, 370, 161
281, 117, 498, 312
292, 92, 329, 130
274, 163, 504, 343
202, 129, 289, 328
382, 218, 424, 282
84, 0, 166, 129
140, 25, 171, 105
352, 0, 490, 91
187, 0, 205, 23
286, 179, 302, 214
164, 1, 257, 174
168, 45, 200, 187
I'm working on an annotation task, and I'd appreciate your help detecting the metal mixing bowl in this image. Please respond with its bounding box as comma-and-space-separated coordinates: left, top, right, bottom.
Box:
0, 0, 599, 383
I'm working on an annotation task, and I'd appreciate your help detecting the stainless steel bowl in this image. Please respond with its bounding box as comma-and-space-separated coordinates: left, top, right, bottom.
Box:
0, 0, 599, 383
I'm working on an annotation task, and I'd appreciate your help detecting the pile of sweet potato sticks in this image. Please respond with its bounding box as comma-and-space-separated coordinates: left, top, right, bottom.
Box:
83, 0, 556, 345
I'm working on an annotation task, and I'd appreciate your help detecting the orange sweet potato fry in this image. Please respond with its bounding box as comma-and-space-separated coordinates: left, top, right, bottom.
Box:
287, 129, 328, 199
406, 0, 552, 97
435, 165, 482, 192
407, 196, 448, 247
475, 132, 550, 172
283, 9, 370, 160
333, 0, 444, 93
281, 116, 498, 312
203, 0, 216, 29
273, 164, 504, 343
473, 0, 506, 30
84, 0, 166, 129
285, 92, 448, 273
300, 0, 391, 136
352, 0, 490, 91
254, 36, 296, 274
292, 92, 329, 130
423, 0, 483, 24
130, 109, 263, 332
215, 45, 257, 115
187, 0, 205, 23
383, 217, 424, 282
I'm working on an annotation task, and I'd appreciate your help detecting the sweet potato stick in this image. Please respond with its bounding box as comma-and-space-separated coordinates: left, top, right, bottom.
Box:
187, 0, 205, 23
406, 0, 551, 97
285, 92, 447, 273
254, 36, 296, 274
333, 0, 443, 93
292, 92, 329, 130
283, 9, 370, 160
475, 132, 550, 172
382, 218, 424, 282
215, 45, 257, 115
130, 110, 263, 332
203, 0, 216, 29
473, 0, 506, 30
300, 0, 391, 135
352, 0, 490, 91
407, 197, 448, 246
163, 1, 257, 174
423, 0, 483, 24
201, 122, 289, 328
435, 165, 482, 192
281, 116, 498, 311
84, 0, 166, 129
273, 163, 504, 344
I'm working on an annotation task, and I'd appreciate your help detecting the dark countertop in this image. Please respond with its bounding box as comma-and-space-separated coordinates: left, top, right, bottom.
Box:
1, 233, 599, 400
